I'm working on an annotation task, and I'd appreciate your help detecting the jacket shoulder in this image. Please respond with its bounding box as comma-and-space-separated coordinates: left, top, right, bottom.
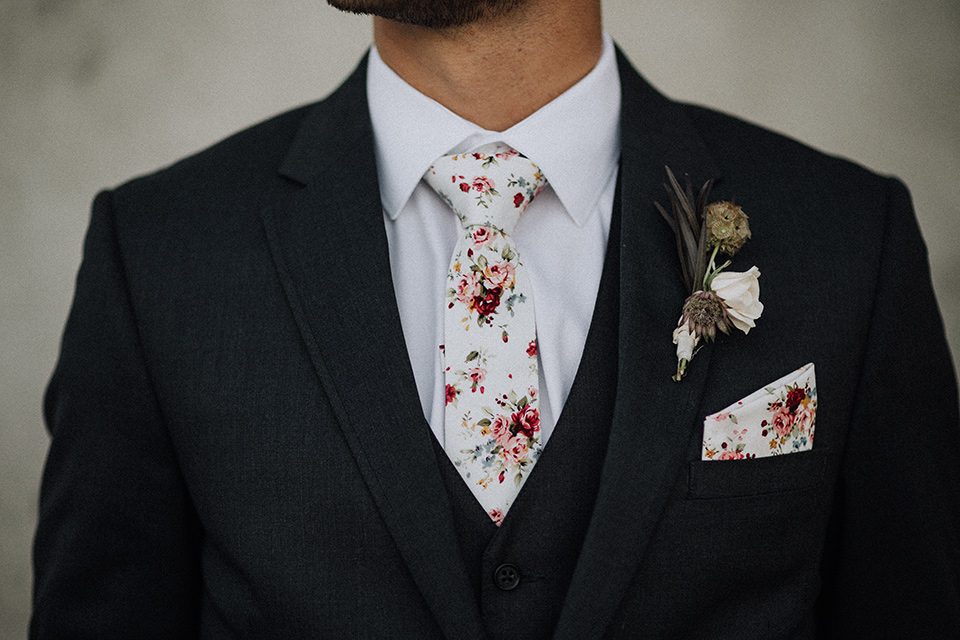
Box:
110, 103, 315, 216
678, 101, 895, 194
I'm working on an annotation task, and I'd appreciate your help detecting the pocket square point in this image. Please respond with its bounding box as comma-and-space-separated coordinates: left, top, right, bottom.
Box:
702, 363, 817, 461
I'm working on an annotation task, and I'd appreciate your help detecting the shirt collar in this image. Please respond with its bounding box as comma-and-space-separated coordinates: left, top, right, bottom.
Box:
367, 32, 621, 226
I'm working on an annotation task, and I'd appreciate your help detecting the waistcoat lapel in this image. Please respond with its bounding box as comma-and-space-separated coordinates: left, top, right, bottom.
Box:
553, 49, 722, 640
434, 182, 622, 639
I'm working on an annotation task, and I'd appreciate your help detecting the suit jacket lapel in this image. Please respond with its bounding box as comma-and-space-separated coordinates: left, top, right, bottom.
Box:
260, 58, 486, 640
554, 50, 722, 640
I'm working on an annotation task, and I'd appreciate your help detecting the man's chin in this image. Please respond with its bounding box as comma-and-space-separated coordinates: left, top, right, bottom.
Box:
326, 0, 526, 30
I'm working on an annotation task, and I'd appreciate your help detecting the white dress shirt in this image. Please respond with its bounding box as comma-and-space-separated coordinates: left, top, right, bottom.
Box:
367, 32, 621, 447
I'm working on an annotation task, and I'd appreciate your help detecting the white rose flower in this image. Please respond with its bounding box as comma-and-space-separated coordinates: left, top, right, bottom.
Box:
672, 319, 699, 361
711, 266, 763, 334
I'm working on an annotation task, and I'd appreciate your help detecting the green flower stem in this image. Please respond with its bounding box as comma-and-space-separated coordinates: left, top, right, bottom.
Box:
703, 245, 719, 290
702, 245, 730, 291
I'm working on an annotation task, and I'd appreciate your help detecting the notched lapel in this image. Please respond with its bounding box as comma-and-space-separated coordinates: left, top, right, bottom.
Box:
261, 58, 485, 640
555, 49, 723, 640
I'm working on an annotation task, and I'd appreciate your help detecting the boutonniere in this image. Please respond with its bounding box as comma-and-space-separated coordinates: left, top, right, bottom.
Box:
655, 167, 763, 381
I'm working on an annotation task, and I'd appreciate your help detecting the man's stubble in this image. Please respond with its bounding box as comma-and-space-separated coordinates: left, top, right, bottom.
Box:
327, 0, 527, 29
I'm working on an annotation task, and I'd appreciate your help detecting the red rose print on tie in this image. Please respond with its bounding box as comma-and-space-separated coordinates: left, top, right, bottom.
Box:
484, 261, 515, 289
472, 176, 495, 193
455, 272, 483, 308
501, 435, 529, 469
471, 226, 494, 246
466, 367, 487, 392
513, 192, 525, 207
526, 339, 537, 357
491, 414, 511, 446
513, 404, 540, 439
474, 288, 502, 318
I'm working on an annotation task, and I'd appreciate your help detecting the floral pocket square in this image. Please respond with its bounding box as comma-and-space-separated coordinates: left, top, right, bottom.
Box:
702, 363, 817, 460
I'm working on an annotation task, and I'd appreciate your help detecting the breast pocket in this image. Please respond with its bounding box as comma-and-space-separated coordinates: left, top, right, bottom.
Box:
686, 447, 828, 500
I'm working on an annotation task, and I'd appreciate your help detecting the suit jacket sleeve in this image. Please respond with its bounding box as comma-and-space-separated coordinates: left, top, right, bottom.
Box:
31, 190, 202, 638
818, 177, 960, 637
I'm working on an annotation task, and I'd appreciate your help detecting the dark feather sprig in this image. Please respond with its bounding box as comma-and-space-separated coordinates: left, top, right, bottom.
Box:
654, 166, 715, 294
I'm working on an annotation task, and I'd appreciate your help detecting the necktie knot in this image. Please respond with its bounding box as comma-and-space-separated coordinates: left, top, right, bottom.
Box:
424, 142, 547, 236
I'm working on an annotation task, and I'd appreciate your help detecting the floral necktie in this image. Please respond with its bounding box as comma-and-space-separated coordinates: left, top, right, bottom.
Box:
424, 142, 548, 526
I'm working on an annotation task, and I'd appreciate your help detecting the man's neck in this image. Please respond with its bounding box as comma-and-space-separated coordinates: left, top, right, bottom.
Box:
372, 0, 603, 132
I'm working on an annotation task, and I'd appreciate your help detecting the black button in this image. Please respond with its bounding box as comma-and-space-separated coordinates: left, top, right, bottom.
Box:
494, 563, 521, 591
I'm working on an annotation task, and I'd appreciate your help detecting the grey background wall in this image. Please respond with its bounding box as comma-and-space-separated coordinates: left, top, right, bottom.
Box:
2, 1, 958, 636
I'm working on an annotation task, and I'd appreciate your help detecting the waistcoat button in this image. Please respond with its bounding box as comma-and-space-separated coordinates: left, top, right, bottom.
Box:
494, 563, 521, 591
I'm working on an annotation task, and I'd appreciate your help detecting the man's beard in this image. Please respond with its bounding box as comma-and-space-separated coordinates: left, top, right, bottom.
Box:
327, 0, 527, 29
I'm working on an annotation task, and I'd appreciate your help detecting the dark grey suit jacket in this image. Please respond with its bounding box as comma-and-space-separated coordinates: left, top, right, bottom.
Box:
32, 50, 960, 638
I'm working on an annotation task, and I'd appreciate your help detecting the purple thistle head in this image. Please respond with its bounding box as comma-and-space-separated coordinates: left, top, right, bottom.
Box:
681, 290, 732, 341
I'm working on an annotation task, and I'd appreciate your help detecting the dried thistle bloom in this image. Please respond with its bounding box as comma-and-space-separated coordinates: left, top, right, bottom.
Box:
705, 201, 751, 255
681, 290, 732, 341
